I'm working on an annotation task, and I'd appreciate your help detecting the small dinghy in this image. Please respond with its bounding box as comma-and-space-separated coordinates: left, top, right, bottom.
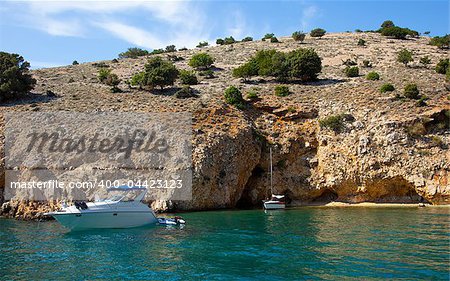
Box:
157, 216, 186, 225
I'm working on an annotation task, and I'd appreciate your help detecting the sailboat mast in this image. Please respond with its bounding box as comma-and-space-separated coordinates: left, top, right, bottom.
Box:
270, 146, 273, 194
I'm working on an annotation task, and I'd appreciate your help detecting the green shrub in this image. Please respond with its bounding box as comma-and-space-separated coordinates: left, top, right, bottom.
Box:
319, 114, 345, 132
363, 60, 372, 67
130, 72, 145, 89
380, 83, 395, 93
429, 35, 450, 49
131, 57, 179, 90
435, 58, 449, 74
119, 47, 149, 59
150, 49, 164, 55
72, 60, 79, 65
196, 41, 209, 48
381, 26, 408, 39
246, 90, 258, 100
189, 53, 215, 69
357, 39, 366, 46
179, 70, 198, 85
292, 31, 306, 42
404, 83, 420, 99
419, 56, 431, 65
262, 33, 275, 40
216, 38, 225, 45
416, 96, 428, 107
310, 28, 326, 38
165, 45, 176, 53
175, 85, 197, 99
241, 36, 253, 42
366, 71, 380, 80
270, 37, 279, 43
224, 36, 236, 45
224, 86, 245, 108
397, 49, 413, 66
98, 68, 111, 82
232, 60, 258, 81
274, 85, 290, 97
179, 47, 188, 51
342, 59, 357, 66
167, 54, 184, 62
381, 20, 395, 29
344, 66, 359, 77
232, 48, 322, 82
0, 52, 36, 102
198, 69, 215, 79
105, 73, 120, 86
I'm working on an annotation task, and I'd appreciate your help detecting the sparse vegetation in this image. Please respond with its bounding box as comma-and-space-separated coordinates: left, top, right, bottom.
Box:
246, 90, 259, 100
150, 49, 164, 55
366, 71, 380, 80
224, 36, 236, 45
397, 49, 413, 66
380, 83, 395, 93
274, 85, 290, 97
179, 70, 198, 85
357, 39, 366, 46
310, 28, 326, 38
292, 31, 306, 42
175, 85, 197, 99
216, 38, 225, 45
130, 72, 145, 89
165, 45, 176, 53
189, 53, 215, 70
429, 35, 450, 49
262, 33, 275, 40
404, 83, 420, 99
381, 20, 395, 29
363, 60, 372, 67
98, 68, 111, 82
435, 58, 449, 74
319, 114, 345, 132
270, 37, 280, 43
119, 47, 149, 59
72, 60, 79, 65
419, 56, 431, 65
232, 60, 258, 81
105, 73, 121, 93
199, 69, 215, 79
344, 66, 359, 77
196, 41, 209, 48
0, 52, 36, 102
342, 59, 357, 66
224, 86, 245, 108
241, 36, 253, 42
379, 20, 419, 39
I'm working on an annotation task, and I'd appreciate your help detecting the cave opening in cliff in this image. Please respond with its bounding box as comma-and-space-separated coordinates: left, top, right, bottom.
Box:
311, 189, 338, 204
364, 177, 429, 203
236, 165, 265, 209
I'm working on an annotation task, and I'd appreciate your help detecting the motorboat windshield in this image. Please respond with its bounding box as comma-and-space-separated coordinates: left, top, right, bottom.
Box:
104, 186, 147, 202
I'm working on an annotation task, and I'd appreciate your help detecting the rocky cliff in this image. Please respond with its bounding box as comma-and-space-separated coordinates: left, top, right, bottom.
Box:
1, 32, 449, 219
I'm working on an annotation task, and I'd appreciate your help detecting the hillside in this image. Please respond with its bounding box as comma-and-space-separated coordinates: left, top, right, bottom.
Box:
1, 32, 449, 218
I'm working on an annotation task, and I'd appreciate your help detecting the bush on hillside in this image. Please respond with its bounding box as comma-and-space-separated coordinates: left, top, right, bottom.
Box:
105, 73, 121, 92
0, 52, 36, 102
175, 85, 197, 99
179, 70, 198, 85
357, 39, 366, 46
232, 60, 259, 81
436, 58, 449, 74
196, 41, 209, 48
216, 38, 225, 45
310, 28, 326, 38
363, 60, 372, 67
131, 57, 179, 90
270, 37, 280, 43
397, 49, 413, 66
380, 83, 395, 93
344, 66, 359, 77
404, 83, 420, 99
366, 71, 380, 80
224, 86, 245, 109
262, 33, 275, 40
165, 45, 176, 53
274, 85, 290, 97
381, 20, 395, 29
98, 68, 111, 82
286, 48, 322, 81
319, 114, 345, 132
189, 53, 215, 69
150, 49, 164, 55
72, 60, 79, 65
224, 36, 236, 45
419, 56, 431, 65
119, 47, 149, 59
241, 36, 253, 42
292, 31, 306, 42
429, 35, 450, 49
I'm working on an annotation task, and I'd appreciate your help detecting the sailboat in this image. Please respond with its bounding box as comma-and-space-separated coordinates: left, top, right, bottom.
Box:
263, 147, 286, 210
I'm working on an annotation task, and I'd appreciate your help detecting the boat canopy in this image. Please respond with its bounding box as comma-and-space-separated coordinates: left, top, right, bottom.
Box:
272, 195, 285, 199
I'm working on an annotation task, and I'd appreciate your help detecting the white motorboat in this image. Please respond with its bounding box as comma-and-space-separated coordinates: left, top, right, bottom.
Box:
157, 216, 186, 225
45, 186, 158, 231
263, 147, 286, 210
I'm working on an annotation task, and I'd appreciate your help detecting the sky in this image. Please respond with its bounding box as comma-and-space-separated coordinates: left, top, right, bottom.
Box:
0, 0, 448, 68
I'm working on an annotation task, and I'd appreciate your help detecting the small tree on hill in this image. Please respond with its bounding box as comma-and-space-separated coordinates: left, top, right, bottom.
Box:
397, 49, 413, 66
310, 28, 326, 38
292, 31, 306, 43
381, 20, 395, 29
118, 47, 149, 59
165, 45, 176, 53
132, 57, 179, 90
0, 52, 36, 102
189, 53, 215, 69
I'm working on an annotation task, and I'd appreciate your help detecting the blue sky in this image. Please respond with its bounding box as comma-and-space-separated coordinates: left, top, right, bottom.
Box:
0, 0, 448, 68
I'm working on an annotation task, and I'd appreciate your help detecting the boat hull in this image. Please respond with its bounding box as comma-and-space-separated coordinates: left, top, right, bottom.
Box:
52, 211, 157, 231
263, 202, 286, 210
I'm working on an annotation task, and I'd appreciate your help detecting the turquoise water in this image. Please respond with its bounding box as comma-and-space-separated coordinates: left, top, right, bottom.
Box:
1, 207, 449, 280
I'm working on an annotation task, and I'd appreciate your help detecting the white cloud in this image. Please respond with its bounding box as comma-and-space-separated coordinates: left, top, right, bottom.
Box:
301, 5, 318, 31
226, 10, 246, 39
29, 60, 65, 69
